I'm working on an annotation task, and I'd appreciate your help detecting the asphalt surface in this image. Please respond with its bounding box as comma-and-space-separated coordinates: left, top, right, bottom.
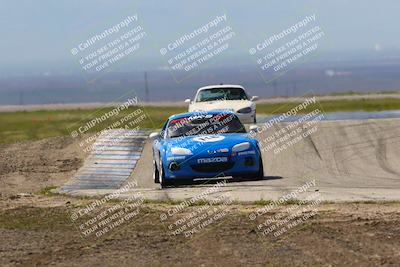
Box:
64, 118, 400, 202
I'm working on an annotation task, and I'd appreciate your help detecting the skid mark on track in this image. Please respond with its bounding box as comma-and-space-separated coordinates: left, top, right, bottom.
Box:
376, 138, 400, 176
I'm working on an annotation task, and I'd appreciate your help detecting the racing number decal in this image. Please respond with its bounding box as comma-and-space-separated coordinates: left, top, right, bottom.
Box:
193, 135, 225, 143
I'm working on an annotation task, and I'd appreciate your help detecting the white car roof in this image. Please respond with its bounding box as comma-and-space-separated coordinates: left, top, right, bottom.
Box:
197, 84, 245, 91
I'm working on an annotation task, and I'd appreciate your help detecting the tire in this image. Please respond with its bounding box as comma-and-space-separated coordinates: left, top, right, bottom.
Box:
253, 114, 257, 124
153, 161, 160, 184
242, 156, 264, 180
159, 162, 173, 188
254, 156, 264, 180
184, 178, 194, 185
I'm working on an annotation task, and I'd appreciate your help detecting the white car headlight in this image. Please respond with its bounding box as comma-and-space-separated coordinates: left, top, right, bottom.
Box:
171, 147, 193, 155
232, 142, 250, 152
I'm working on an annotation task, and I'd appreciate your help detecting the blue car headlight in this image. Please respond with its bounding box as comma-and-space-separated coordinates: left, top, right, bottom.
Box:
171, 147, 193, 155
232, 142, 251, 152
237, 107, 252, 114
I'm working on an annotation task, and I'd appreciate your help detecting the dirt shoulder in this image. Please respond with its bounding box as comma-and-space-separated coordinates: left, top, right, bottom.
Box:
0, 136, 87, 198
0, 195, 399, 267
0, 134, 399, 266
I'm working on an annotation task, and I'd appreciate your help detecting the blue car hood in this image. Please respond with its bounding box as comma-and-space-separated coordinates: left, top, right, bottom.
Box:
165, 133, 255, 153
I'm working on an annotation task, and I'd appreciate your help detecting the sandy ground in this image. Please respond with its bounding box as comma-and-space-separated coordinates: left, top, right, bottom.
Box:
0, 119, 400, 266
0, 136, 87, 198
0, 195, 399, 266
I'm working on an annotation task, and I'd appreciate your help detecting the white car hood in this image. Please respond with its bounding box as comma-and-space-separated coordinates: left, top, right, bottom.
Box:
189, 100, 254, 112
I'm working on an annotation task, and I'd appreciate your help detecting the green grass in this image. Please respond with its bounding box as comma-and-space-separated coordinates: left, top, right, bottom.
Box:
39, 186, 59, 196
0, 206, 73, 230
1, 98, 400, 144
304, 90, 400, 97
0, 106, 185, 144
256, 98, 400, 114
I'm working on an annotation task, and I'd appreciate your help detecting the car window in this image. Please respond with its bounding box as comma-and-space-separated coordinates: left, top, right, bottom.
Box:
166, 113, 246, 138
196, 88, 248, 102
160, 120, 168, 139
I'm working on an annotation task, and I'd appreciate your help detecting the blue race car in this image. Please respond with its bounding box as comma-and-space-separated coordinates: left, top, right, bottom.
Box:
149, 110, 264, 187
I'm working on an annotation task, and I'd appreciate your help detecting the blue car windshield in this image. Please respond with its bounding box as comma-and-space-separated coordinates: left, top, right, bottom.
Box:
167, 113, 246, 138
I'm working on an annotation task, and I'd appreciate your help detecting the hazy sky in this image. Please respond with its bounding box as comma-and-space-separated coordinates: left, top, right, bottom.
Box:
1, 0, 399, 74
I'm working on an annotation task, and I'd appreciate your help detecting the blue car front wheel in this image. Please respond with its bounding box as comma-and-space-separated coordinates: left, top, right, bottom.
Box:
255, 157, 264, 179
234, 156, 264, 180
159, 162, 173, 188
153, 160, 160, 184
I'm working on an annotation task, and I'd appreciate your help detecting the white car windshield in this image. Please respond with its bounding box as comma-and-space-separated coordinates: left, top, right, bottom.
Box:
196, 88, 248, 102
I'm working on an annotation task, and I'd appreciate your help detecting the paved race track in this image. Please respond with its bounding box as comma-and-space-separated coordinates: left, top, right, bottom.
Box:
62, 118, 400, 202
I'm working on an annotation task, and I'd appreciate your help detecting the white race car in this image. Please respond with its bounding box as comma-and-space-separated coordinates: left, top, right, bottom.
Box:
185, 84, 258, 124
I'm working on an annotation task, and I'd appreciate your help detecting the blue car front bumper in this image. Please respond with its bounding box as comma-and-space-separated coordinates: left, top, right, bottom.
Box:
163, 150, 261, 180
